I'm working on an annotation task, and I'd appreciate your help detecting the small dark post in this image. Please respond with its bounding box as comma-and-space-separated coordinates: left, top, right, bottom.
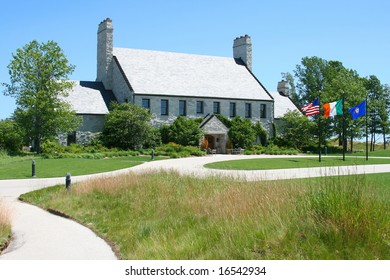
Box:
32, 160, 36, 177
151, 149, 155, 161
65, 173, 71, 191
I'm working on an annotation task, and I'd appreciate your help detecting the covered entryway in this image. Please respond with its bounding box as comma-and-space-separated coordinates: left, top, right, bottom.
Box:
199, 115, 229, 154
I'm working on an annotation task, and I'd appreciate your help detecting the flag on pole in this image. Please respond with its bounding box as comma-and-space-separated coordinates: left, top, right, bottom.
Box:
349, 100, 366, 120
323, 99, 343, 118
301, 97, 320, 116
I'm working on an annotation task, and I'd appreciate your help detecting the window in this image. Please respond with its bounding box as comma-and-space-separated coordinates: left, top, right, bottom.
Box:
230, 102, 236, 118
260, 104, 267, 118
161, 99, 169, 115
213, 102, 220, 114
245, 103, 252, 118
179, 100, 187, 116
142, 98, 150, 109
196, 101, 204, 114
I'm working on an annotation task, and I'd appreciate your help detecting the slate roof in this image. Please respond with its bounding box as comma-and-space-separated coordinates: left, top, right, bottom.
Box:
113, 48, 273, 101
270, 91, 301, 118
64, 81, 116, 114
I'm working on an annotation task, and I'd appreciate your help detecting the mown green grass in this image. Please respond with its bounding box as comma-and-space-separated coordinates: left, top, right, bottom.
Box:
205, 156, 390, 170
0, 156, 160, 179
20, 172, 390, 260
353, 148, 390, 157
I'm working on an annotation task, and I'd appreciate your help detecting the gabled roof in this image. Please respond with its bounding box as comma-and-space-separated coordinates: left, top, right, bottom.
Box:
199, 114, 228, 134
113, 48, 273, 101
270, 91, 301, 118
65, 81, 116, 114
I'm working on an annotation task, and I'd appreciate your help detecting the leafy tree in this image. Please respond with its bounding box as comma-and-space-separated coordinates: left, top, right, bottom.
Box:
292, 56, 370, 151
365, 76, 390, 150
0, 119, 23, 153
228, 116, 256, 149
325, 68, 367, 151
168, 116, 203, 146
277, 110, 317, 150
102, 102, 153, 150
3, 40, 80, 153
294, 56, 329, 107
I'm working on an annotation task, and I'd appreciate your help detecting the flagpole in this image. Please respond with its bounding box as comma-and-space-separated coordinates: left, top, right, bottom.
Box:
365, 97, 368, 161
318, 96, 321, 162
342, 97, 346, 161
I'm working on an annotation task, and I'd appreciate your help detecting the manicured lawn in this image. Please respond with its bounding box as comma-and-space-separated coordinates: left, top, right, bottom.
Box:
353, 149, 390, 157
204, 156, 390, 170
0, 156, 159, 179
20, 172, 390, 260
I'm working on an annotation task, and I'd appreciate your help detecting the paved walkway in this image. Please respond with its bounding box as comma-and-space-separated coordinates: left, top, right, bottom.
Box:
0, 155, 389, 259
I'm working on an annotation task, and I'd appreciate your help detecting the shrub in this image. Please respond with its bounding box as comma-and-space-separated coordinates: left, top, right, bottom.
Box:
0, 119, 24, 153
41, 140, 66, 154
102, 102, 154, 150
168, 116, 204, 146
156, 143, 205, 158
253, 122, 268, 146
228, 116, 256, 149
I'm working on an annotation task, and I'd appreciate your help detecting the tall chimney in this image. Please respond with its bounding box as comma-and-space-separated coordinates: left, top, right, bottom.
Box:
277, 80, 290, 96
97, 18, 113, 89
233, 35, 252, 71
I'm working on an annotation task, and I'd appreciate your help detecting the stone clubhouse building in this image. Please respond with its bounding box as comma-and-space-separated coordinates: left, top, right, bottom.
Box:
61, 18, 298, 153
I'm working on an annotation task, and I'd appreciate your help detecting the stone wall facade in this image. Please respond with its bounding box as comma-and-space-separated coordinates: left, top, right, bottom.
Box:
111, 59, 134, 103
134, 94, 274, 134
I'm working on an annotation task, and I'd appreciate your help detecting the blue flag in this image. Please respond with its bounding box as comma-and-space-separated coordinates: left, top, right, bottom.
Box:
349, 100, 366, 120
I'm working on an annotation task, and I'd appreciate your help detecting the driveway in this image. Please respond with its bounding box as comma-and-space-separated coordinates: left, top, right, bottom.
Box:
1, 154, 389, 259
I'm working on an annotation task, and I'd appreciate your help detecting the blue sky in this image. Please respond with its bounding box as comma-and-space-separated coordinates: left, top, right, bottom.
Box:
1, 0, 389, 120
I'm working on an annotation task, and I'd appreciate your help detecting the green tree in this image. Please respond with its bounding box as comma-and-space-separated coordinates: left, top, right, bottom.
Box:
168, 116, 203, 146
294, 56, 329, 107
277, 110, 317, 150
102, 102, 153, 150
292, 56, 370, 151
0, 119, 23, 153
325, 68, 367, 151
3, 40, 80, 153
365, 76, 390, 150
228, 116, 256, 149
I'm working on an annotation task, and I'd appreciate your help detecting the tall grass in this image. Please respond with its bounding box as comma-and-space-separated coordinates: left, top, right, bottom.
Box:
20, 172, 389, 260
0, 200, 11, 253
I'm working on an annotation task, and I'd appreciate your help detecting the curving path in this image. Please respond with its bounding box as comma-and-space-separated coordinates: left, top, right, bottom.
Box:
1, 154, 389, 259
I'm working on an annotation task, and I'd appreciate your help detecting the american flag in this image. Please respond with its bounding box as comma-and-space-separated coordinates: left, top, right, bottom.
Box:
301, 97, 320, 116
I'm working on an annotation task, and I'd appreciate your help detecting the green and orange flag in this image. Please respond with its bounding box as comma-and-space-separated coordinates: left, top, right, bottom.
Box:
323, 99, 343, 118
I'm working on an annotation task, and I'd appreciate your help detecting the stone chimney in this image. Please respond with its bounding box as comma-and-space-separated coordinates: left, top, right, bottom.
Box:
233, 35, 252, 71
97, 18, 113, 90
277, 80, 290, 96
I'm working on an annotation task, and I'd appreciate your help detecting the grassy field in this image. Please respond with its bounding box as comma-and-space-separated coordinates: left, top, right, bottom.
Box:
0, 156, 159, 179
0, 201, 11, 253
205, 156, 390, 170
353, 148, 390, 157
20, 171, 390, 260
